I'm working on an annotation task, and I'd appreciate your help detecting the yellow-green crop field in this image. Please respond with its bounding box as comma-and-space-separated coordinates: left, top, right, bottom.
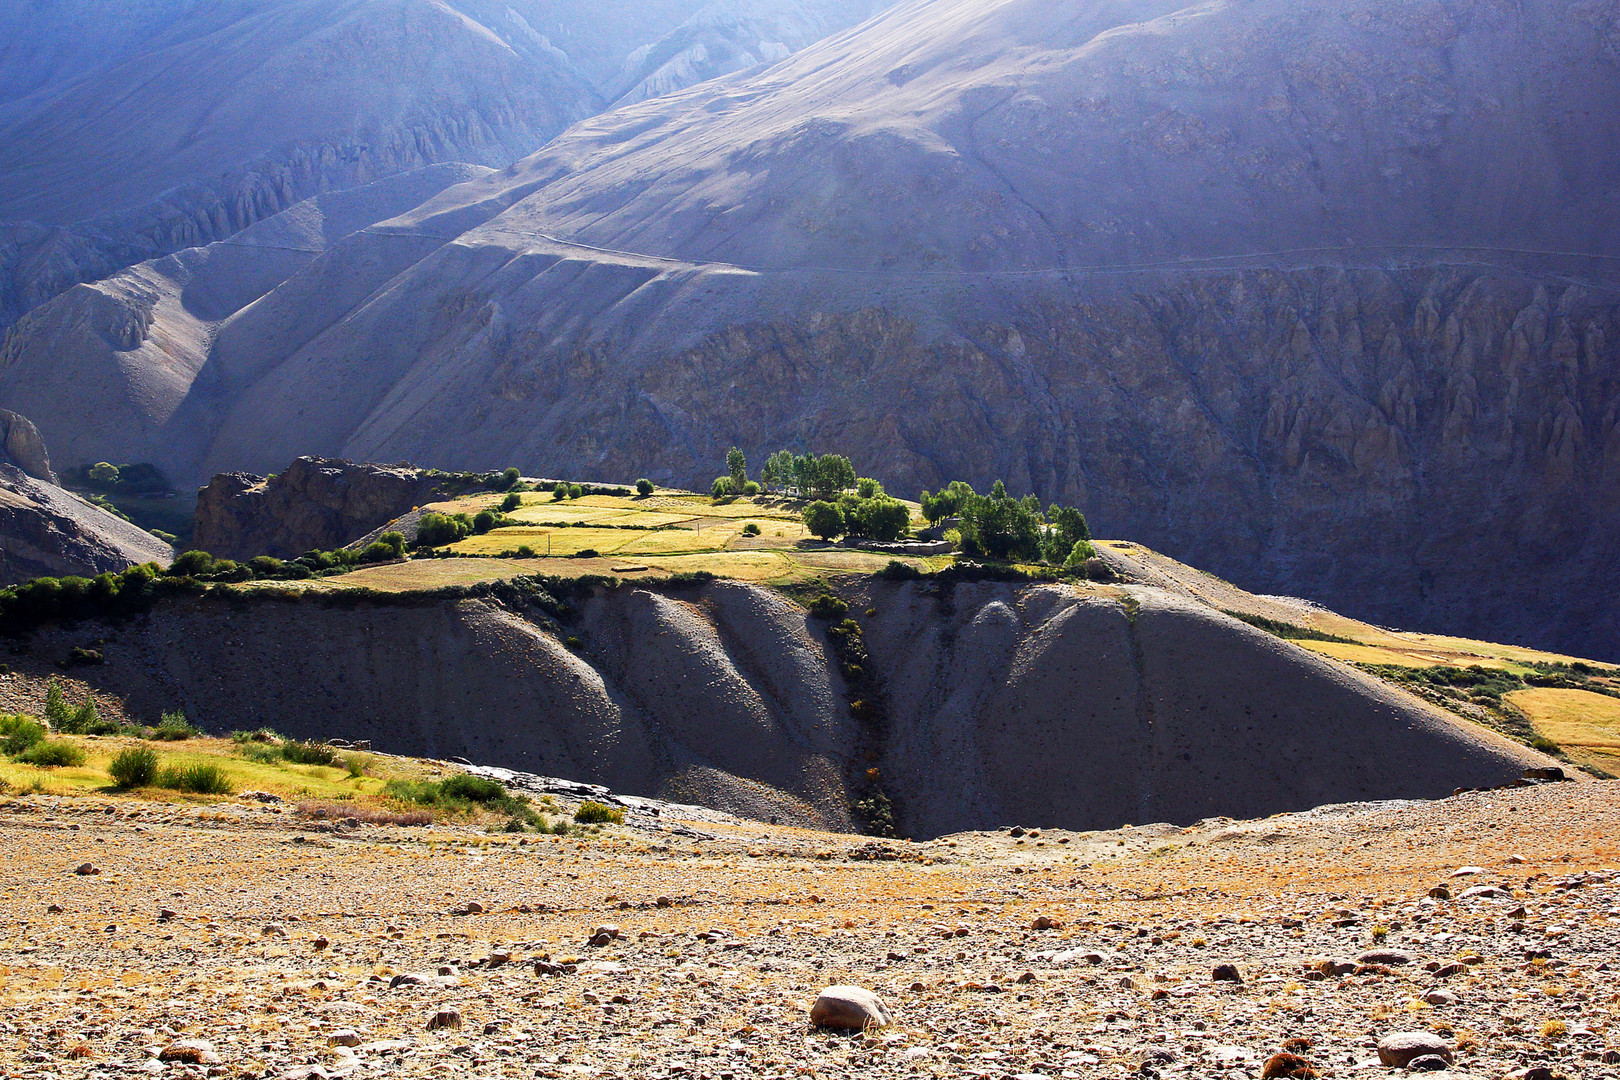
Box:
1503, 688, 1620, 775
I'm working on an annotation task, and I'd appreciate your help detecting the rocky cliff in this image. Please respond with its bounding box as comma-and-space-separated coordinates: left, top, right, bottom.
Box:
10, 578, 1556, 836
191, 457, 453, 561
0, 465, 172, 585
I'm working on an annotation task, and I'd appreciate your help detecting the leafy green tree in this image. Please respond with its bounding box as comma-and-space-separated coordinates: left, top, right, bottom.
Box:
635, 478, 654, 496
473, 510, 497, 534
726, 447, 748, 490
1042, 504, 1091, 563
959, 481, 1044, 561
44, 678, 71, 728
711, 476, 732, 499
89, 462, 120, 486
810, 454, 855, 499
167, 550, 217, 578
791, 453, 816, 494
499, 467, 521, 490
847, 497, 911, 542
416, 512, 471, 547
1064, 539, 1097, 568
856, 477, 883, 499
500, 492, 522, 513
803, 501, 845, 539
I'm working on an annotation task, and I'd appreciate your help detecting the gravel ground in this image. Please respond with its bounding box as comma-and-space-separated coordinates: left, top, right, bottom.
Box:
2, 780, 1617, 1080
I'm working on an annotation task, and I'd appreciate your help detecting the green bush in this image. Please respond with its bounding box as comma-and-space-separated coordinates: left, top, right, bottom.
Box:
803, 500, 845, 539
0, 714, 46, 755
440, 773, 506, 804
574, 800, 624, 824
499, 467, 521, 490
807, 592, 849, 619
500, 492, 522, 513
58, 695, 101, 735
635, 478, 654, 496
281, 740, 338, 766
359, 541, 398, 563
20, 740, 86, 768
44, 678, 72, 727
160, 763, 233, 794
415, 512, 473, 548
741, 522, 761, 536
151, 710, 199, 741
109, 746, 159, 788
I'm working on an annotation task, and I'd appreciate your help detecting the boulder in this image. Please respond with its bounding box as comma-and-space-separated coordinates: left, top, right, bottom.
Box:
809, 986, 892, 1030
1377, 1032, 1453, 1069
1357, 949, 1413, 966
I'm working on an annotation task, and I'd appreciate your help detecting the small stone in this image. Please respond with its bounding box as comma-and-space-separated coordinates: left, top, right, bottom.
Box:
486, 950, 512, 967
809, 986, 892, 1030
1507, 854, 1527, 864
327, 1030, 361, 1048
311, 936, 330, 951
46, 903, 64, 913
261, 923, 286, 937
1015, 971, 1037, 984
1458, 885, 1511, 899
1427, 886, 1451, 900
1600, 1050, 1620, 1065
1422, 989, 1459, 1006
1451, 866, 1485, 877
1212, 963, 1242, 983
1031, 915, 1062, 931
1358, 949, 1413, 966
157, 908, 178, 922
1406, 1055, 1449, 1071
73, 863, 99, 876
1431, 962, 1466, 978
1376, 1032, 1453, 1069
426, 1008, 462, 1032
159, 1040, 221, 1065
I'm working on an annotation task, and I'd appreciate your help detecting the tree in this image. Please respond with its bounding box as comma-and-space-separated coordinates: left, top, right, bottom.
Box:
727, 447, 747, 491
44, 677, 71, 727
791, 453, 816, 494
472, 510, 497, 534
500, 492, 521, 513
848, 497, 910, 542
1063, 539, 1097, 567
856, 477, 883, 499
88, 462, 120, 486
168, 550, 217, 578
416, 512, 471, 547
810, 454, 855, 499
711, 476, 732, 499
803, 501, 845, 539
635, 478, 654, 497
959, 481, 1044, 561
498, 467, 521, 490
1042, 504, 1091, 563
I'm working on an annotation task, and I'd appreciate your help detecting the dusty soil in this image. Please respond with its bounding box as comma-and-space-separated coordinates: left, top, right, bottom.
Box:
3, 779, 1617, 1080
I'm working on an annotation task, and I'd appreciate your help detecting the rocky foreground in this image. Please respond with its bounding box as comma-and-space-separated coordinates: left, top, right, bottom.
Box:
2, 780, 1618, 1080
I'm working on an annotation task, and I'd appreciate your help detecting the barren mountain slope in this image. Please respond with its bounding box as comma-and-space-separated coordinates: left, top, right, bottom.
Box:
11, 578, 1556, 836
5, 0, 1618, 657
0, 465, 172, 585
0, 0, 894, 329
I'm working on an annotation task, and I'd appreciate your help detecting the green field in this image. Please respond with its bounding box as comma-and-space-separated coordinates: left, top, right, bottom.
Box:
1504, 688, 1620, 775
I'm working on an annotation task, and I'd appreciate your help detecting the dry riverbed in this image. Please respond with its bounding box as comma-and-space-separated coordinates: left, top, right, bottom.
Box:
2, 781, 1618, 1080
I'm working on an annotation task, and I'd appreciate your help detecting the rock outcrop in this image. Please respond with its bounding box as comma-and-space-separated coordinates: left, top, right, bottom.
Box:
191, 457, 452, 561
13, 578, 1557, 836
0, 409, 54, 482
0, 465, 172, 585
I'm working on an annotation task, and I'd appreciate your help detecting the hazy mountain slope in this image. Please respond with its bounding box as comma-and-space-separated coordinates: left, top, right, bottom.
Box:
0, 0, 596, 328
5, 0, 1619, 657
15, 579, 1556, 835
0, 164, 494, 480
0, 0, 893, 329
0, 465, 173, 585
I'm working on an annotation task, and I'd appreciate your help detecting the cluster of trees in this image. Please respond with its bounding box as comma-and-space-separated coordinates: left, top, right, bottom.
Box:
919, 479, 1093, 565
758, 449, 855, 499
802, 477, 912, 542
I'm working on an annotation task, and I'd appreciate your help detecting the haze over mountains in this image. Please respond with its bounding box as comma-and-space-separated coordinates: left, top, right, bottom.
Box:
2, 0, 1618, 658
0, 0, 887, 326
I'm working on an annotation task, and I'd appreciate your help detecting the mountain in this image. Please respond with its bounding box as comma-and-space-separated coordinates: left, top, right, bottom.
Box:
0, 0, 891, 328
3, 0, 1618, 658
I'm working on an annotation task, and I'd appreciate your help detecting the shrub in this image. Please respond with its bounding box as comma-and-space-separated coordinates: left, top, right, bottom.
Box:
807, 592, 849, 619
500, 492, 522, 513
0, 714, 46, 755
573, 549, 599, 559
856, 477, 883, 499
1530, 736, 1562, 754
574, 800, 624, 825
1063, 539, 1097, 567
152, 710, 200, 741
415, 512, 472, 547
109, 746, 159, 788
160, 763, 233, 795
472, 510, 497, 534
499, 467, 521, 490
569, 484, 585, 499
359, 540, 398, 563
877, 560, 921, 581
440, 773, 506, 804
515, 545, 536, 557
635, 478, 654, 496
743, 480, 760, 495
248, 556, 285, 577
741, 522, 761, 536
20, 740, 86, 768
297, 801, 430, 826
711, 477, 732, 499
58, 695, 101, 735
281, 740, 338, 766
